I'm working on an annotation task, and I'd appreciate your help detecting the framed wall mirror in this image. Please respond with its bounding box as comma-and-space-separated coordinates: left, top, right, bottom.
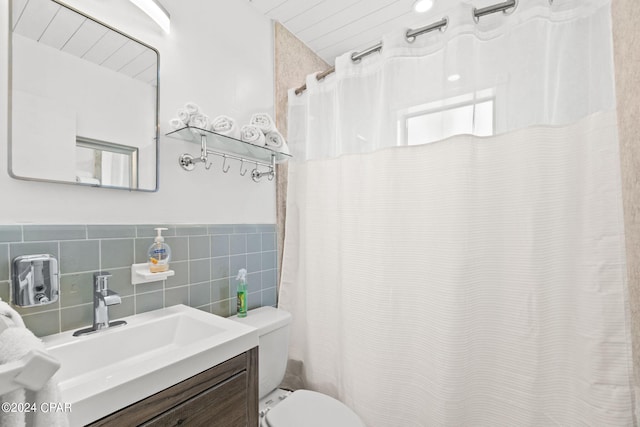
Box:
8, 0, 159, 191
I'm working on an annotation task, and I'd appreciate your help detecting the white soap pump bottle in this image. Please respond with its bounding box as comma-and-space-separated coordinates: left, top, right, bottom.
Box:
147, 228, 171, 273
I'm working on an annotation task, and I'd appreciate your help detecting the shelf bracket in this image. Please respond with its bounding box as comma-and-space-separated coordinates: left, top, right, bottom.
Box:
200, 134, 212, 169
178, 134, 212, 171
251, 154, 276, 182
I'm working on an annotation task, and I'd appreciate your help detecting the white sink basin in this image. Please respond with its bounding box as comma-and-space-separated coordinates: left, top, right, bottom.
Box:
41, 304, 258, 427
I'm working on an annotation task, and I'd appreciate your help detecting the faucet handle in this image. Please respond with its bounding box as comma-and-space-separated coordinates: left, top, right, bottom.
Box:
93, 271, 112, 292
103, 289, 122, 306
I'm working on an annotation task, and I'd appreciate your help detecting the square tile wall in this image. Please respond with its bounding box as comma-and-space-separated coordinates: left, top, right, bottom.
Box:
0, 224, 278, 337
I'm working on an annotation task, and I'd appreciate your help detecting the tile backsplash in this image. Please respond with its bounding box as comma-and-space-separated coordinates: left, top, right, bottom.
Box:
0, 224, 277, 337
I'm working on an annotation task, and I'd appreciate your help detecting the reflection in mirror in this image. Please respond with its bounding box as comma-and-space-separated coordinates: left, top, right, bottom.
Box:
76, 137, 138, 188
9, 0, 159, 191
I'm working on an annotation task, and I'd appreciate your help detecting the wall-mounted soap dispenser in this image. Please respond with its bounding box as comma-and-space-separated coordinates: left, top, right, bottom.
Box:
11, 254, 59, 307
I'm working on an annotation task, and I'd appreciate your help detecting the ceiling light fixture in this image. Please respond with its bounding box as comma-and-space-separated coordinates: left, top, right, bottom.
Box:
129, 0, 170, 33
447, 74, 461, 82
413, 0, 434, 13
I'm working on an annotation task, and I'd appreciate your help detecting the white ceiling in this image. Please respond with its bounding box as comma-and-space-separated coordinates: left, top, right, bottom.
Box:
12, 0, 157, 86
249, 0, 473, 64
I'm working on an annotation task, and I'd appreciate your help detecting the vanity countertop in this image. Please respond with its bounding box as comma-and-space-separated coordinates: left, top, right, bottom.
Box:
41, 305, 258, 426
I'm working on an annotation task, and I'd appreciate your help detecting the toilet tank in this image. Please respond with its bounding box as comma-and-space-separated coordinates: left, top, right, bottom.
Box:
230, 306, 292, 398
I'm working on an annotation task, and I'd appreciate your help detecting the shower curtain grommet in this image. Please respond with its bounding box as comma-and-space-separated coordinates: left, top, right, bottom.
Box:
473, 0, 518, 23
405, 16, 448, 43
504, 0, 518, 16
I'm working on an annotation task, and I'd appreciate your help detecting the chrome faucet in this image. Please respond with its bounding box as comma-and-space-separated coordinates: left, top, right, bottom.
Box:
73, 272, 126, 336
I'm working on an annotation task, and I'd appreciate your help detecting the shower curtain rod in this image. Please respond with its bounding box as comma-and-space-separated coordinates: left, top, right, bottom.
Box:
294, 0, 517, 95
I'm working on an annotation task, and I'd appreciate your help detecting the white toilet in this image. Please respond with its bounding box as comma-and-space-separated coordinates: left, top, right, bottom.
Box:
231, 306, 365, 427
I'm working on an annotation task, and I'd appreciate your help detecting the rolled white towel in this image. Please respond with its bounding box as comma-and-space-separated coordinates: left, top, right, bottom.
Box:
265, 130, 290, 155
188, 113, 211, 130
184, 102, 200, 115
265, 129, 285, 148
250, 113, 275, 134
277, 141, 291, 156
212, 115, 240, 139
240, 125, 266, 146
177, 108, 190, 125
169, 118, 185, 130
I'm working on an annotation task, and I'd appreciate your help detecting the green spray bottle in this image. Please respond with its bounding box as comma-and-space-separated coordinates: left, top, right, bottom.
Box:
236, 268, 247, 317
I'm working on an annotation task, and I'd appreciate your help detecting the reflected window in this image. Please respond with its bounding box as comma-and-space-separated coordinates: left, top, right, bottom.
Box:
399, 91, 495, 145
75, 137, 138, 188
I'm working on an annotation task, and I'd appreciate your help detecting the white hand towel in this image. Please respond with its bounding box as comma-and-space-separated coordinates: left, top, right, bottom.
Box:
169, 118, 185, 130
1, 388, 24, 427
0, 327, 68, 427
265, 130, 285, 148
240, 125, 266, 146
184, 102, 200, 115
176, 108, 190, 125
0, 300, 25, 328
250, 113, 275, 134
26, 375, 68, 427
188, 113, 211, 131
212, 115, 240, 139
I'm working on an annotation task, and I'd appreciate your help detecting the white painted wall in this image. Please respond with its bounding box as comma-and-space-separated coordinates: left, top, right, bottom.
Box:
12, 90, 77, 182
0, 0, 276, 224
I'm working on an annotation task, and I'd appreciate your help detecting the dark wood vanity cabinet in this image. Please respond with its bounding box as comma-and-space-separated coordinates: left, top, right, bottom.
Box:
89, 347, 259, 427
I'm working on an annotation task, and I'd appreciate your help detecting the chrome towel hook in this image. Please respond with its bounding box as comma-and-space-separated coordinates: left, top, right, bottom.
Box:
222, 154, 231, 173
204, 157, 213, 170
239, 159, 248, 176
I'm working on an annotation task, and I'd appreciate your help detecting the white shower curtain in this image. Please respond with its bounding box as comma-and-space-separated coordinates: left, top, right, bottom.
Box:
280, 0, 635, 425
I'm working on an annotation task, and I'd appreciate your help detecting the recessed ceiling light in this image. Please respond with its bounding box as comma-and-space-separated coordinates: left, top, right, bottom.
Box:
447, 74, 461, 82
413, 0, 434, 13
129, 0, 170, 33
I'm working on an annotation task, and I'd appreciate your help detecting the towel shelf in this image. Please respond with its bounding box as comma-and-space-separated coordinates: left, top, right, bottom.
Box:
166, 126, 291, 181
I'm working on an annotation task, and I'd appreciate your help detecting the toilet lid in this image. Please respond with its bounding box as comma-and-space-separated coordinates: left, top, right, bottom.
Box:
264, 390, 365, 427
